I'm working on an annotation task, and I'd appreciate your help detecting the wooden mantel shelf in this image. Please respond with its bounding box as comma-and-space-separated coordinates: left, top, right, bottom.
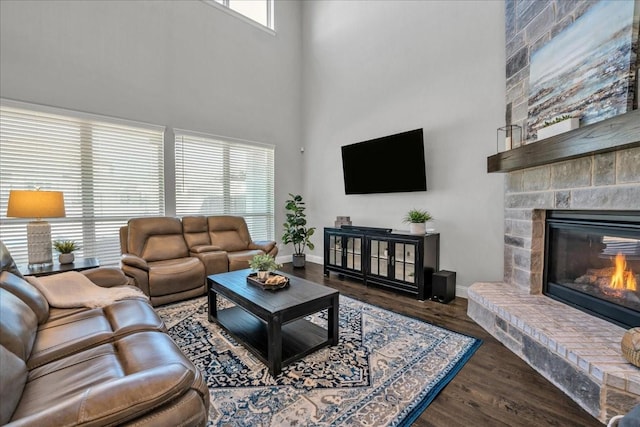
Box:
487, 109, 640, 173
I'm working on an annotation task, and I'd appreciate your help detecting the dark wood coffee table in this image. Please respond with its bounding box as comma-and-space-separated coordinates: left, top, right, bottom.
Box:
207, 269, 339, 376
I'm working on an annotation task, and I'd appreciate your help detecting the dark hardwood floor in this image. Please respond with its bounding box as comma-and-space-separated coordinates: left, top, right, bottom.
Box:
280, 262, 602, 427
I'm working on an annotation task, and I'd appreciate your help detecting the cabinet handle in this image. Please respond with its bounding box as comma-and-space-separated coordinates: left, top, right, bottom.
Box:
391, 256, 395, 266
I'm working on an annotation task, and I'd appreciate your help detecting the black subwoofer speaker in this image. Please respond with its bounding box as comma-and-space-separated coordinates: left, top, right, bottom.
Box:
431, 270, 456, 304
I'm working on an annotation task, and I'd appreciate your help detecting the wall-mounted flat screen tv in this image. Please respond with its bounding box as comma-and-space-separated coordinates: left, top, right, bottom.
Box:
341, 129, 427, 194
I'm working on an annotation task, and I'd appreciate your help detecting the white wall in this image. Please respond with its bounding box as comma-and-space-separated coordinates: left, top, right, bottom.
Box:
0, 0, 303, 253
1, 0, 508, 292
301, 1, 506, 295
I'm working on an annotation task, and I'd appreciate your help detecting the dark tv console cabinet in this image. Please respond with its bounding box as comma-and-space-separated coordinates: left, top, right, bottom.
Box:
324, 226, 439, 300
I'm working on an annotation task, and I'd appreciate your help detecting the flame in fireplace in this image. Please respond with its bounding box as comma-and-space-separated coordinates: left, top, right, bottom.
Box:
610, 253, 637, 291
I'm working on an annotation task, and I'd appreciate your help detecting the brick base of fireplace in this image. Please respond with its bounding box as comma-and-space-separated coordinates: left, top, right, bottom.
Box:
468, 282, 640, 423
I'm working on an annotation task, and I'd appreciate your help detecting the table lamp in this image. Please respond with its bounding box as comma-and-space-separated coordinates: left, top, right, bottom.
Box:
6, 189, 66, 266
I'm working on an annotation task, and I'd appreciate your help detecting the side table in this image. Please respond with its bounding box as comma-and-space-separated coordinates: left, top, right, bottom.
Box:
20, 257, 100, 277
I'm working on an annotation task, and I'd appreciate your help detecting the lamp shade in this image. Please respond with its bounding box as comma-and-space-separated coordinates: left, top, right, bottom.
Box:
7, 190, 66, 219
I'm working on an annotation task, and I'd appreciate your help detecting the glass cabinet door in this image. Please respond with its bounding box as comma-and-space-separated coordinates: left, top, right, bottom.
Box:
327, 234, 342, 267
345, 237, 362, 271
369, 239, 389, 277
394, 242, 416, 284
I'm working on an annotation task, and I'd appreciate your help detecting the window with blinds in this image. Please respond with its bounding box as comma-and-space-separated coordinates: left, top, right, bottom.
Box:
175, 130, 275, 241
0, 102, 165, 266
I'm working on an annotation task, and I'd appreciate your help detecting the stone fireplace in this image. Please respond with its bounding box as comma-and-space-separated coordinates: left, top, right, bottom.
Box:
468, 113, 640, 423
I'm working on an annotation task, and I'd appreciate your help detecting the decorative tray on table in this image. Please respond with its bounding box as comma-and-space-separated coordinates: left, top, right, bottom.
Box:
247, 272, 290, 290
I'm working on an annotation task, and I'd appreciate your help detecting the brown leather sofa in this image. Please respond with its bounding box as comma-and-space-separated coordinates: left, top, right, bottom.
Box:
0, 243, 209, 426
120, 215, 278, 306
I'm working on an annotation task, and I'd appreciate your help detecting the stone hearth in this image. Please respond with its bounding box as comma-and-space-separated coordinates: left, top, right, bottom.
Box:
468, 145, 640, 424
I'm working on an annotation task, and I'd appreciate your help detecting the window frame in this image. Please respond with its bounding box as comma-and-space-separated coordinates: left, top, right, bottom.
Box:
202, 0, 275, 34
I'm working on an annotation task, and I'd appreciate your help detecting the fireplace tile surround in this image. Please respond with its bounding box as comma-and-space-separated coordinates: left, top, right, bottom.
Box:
468, 145, 640, 423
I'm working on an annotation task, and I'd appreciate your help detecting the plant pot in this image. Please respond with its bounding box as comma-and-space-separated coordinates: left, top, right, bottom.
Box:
292, 253, 306, 268
256, 270, 270, 281
537, 118, 579, 140
409, 222, 426, 235
58, 253, 74, 264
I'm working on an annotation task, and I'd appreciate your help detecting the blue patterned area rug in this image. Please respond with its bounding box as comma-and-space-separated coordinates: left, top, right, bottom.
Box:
157, 295, 481, 426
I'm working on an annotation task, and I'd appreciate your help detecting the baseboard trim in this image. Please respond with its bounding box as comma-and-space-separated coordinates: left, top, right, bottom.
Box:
275, 254, 323, 265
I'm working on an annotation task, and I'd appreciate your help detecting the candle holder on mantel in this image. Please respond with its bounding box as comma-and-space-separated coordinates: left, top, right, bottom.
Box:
496, 124, 522, 153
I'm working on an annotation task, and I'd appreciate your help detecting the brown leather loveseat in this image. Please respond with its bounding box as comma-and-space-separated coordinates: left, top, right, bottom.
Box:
0, 243, 209, 426
120, 215, 278, 306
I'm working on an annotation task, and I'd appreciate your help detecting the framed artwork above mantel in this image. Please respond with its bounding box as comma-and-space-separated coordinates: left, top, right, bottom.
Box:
527, 0, 637, 142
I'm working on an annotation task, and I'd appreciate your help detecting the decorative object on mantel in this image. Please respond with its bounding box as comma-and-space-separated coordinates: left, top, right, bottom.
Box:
496, 124, 522, 152
52, 240, 78, 264
248, 253, 281, 281
403, 208, 433, 234
536, 115, 580, 140
282, 193, 315, 268
621, 327, 640, 368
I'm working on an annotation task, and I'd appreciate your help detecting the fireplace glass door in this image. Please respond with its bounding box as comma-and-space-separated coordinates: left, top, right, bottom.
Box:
544, 210, 640, 328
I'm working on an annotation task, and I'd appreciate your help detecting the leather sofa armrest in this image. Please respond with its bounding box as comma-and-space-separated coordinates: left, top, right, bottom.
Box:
81, 267, 129, 288
249, 240, 277, 253
121, 254, 149, 271
190, 244, 223, 254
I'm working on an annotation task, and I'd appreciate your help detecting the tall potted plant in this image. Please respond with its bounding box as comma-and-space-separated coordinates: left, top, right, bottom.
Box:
282, 193, 315, 268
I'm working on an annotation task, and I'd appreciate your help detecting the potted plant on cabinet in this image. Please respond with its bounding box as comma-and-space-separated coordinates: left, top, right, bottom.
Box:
53, 240, 78, 264
249, 253, 281, 280
403, 209, 433, 235
282, 193, 315, 268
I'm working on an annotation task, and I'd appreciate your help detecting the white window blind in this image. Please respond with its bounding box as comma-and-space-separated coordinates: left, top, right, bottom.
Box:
0, 102, 165, 266
175, 130, 275, 241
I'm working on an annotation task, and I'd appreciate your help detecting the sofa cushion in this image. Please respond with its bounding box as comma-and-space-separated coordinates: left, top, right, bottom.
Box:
143, 234, 190, 262
227, 249, 264, 271
147, 257, 205, 297
183, 216, 212, 249
127, 217, 189, 261
11, 332, 200, 426
0, 289, 38, 362
0, 272, 49, 324
0, 345, 28, 425
28, 299, 165, 369
207, 216, 252, 252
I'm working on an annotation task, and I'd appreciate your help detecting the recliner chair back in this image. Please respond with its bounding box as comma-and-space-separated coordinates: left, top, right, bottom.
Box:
182, 216, 211, 250
127, 217, 189, 261
207, 216, 252, 252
